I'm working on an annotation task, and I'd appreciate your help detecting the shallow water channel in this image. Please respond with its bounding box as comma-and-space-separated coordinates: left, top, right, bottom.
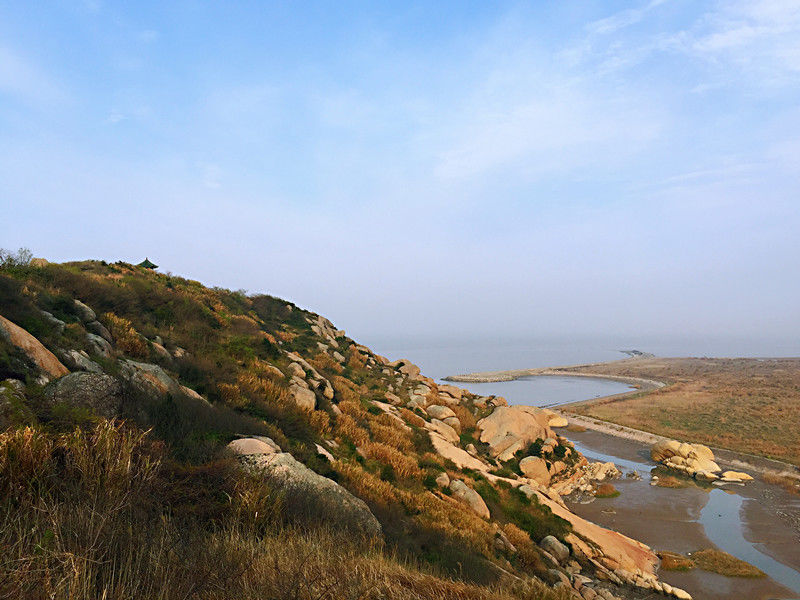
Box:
453, 375, 800, 599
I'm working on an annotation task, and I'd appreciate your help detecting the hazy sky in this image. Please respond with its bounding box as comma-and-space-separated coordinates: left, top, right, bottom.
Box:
2, 1, 799, 342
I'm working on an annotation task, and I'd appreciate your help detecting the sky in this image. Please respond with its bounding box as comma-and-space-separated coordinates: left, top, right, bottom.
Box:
2, 1, 799, 345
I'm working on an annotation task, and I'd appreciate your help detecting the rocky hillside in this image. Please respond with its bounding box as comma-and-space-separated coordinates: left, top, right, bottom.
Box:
0, 254, 691, 600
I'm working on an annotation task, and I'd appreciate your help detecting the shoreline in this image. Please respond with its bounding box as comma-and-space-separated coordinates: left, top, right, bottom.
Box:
445, 358, 800, 481
443, 359, 666, 405
559, 412, 800, 481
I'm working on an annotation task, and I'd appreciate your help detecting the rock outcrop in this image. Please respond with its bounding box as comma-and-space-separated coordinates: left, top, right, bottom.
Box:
0, 314, 69, 379
449, 479, 490, 519
229, 438, 381, 538
477, 405, 554, 461
651, 439, 721, 479
519, 455, 551, 485
45, 372, 124, 419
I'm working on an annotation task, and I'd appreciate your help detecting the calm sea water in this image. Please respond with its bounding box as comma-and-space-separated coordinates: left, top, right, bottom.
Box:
362, 335, 800, 407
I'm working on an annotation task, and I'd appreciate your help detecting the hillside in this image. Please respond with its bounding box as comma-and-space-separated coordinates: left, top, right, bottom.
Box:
0, 254, 691, 600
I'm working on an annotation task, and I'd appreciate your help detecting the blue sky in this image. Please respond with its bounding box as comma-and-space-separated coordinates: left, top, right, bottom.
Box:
2, 1, 799, 343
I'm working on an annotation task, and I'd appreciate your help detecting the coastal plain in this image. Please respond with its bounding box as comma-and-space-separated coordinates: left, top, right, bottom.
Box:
560, 357, 800, 468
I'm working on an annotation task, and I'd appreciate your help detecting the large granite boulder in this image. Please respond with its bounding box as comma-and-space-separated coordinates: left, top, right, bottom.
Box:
0, 314, 69, 379
449, 479, 490, 519
229, 438, 381, 538
477, 405, 553, 461
45, 372, 123, 418
650, 439, 720, 478
520, 456, 551, 485
120, 360, 183, 398
426, 404, 455, 420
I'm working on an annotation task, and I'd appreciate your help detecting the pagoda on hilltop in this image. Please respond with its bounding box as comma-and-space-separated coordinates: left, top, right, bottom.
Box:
137, 257, 158, 270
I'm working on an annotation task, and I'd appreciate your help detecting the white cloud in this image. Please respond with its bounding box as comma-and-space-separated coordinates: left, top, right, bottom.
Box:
586, 0, 668, 35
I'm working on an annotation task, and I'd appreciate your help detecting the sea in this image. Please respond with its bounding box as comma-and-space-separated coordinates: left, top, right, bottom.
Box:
360, 334, 800, 407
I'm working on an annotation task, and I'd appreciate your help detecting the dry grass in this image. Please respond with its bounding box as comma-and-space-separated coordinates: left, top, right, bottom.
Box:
594, 483, 619, 498
568, 358, 800, 465
654, 475, 689, 489
761, 472, 800, 496
102, 312, 149, 358
691, 548, 765, 578
400, 407, 426, 428
361, 441, 422, 479
0, 422, 568, 600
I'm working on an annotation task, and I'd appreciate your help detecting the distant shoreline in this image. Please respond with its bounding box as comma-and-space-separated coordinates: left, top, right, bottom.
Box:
442, 358, 666, 406
445, 358, 800, 480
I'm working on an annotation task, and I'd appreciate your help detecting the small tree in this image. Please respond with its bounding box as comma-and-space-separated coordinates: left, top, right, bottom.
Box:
0, 247, 33, 269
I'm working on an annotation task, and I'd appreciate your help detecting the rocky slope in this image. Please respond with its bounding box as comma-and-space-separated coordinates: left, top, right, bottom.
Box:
0, 257, 691, 600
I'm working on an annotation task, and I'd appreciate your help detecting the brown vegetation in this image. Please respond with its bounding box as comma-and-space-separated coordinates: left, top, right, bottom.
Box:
691, 548, 765, 578
567, 357, 800, 465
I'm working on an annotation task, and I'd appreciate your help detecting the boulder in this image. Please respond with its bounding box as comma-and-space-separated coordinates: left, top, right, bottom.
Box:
86, 320, 113, 343
239, 450, 381, 538
120, 360, 183, 398
289, 384, 317, 411
442, 415, 462, 433
428, 432, 488, 471
721, 470, 753, 482
384, 391, 402, 405
40, 311, 65, 335
60, 349, 102, 373
437, 384, 463, 400
390, 359, 420, 379
426, 418, 459, 444
477, 405, 553, 459
228, 437, 280, 456
449, 479, 490, 519
314, 443, 335, 462
542, 409, 569, 428
426, 404, 456, 420
86, 333, 113, 358
540, 535, 570, 563
435, 471, 450, 488
0, 314, 69, 378
650, 439, 721, 478
45, 372, 123, 418
520, 456, 551, 485
332, 351, 345, 363
288, 362, 306, 379
151, 342, 172, 362
73, 300, 96, 323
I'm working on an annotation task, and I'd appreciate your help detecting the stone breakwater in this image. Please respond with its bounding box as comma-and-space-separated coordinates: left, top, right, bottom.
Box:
443, 364, 665, 393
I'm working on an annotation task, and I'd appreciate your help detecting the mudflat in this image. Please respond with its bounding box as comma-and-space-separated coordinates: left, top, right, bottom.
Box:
566, 429, 800, 600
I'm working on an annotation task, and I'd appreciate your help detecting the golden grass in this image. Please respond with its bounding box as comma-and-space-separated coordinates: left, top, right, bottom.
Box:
400, 407, 426, 428
102, 312, 149, 358
657, 549, 765, 578
0, 423, 568, 600
361, 441, 422, 479
691, 548, 765, 578
761, 472, 800, 496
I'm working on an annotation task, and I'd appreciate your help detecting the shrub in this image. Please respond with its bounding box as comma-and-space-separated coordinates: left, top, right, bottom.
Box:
102, 312, 148, 358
